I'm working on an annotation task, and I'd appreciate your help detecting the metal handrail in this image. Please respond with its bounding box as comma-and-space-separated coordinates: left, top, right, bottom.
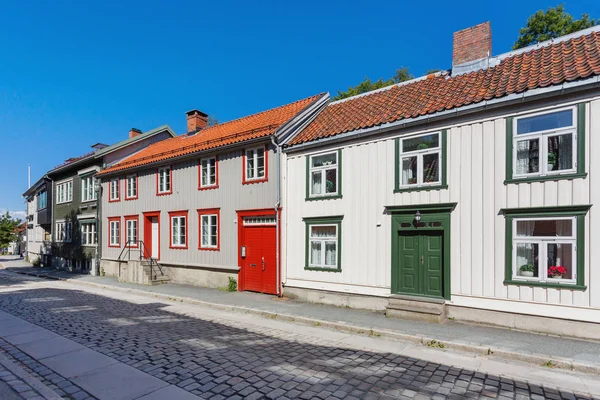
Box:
117, 240, 164, 280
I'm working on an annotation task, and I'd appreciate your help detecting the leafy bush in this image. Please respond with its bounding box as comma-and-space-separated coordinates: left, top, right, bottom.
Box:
227, 277, 237, 292
31, 257, 41, 267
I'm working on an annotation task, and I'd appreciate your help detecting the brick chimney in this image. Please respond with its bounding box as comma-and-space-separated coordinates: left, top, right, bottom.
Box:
129, 128, 142, 139
186, 109, 209, 133
453, 22, 491, 66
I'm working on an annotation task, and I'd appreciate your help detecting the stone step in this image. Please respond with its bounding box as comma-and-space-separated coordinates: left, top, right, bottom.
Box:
386, 295, 446, 323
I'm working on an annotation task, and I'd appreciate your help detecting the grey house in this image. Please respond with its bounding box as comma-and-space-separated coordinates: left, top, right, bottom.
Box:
41, 126, 175, 273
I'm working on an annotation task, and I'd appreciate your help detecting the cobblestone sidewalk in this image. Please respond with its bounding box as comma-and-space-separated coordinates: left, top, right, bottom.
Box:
0, 271, 596, 400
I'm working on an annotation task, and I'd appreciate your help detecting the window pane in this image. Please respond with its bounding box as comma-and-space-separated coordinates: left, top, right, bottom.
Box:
401, 156, 417, 185
310, 241, 322, 265
422, 153, 439, 183
325, 241, 337, 266
325, 169, 337, 194
516, 242, 539, 278
517, 110, 573, 134
547, 243, 573, 280
516, 139, 539, 174
516, 219, 572, 237
311, 153, 336, 168
247, 153, 255, 179
402, 134, 439, 153
257, 149, 265, 177
311, 171, 322, 195
547, 133, 573, 171
311, 226, 336, 238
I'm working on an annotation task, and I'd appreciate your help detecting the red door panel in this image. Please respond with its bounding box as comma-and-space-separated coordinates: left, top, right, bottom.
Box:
241, 223, 277, 294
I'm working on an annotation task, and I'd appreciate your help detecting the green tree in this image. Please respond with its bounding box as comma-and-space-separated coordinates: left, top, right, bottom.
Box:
0, 212, 20, 250
514, 4, 596, 50
332, 67, 413, 101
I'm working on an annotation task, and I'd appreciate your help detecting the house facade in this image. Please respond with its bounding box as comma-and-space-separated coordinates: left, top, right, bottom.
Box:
23, 176, 53, 263
97, 94, 327, 292
282, 24, 600, 339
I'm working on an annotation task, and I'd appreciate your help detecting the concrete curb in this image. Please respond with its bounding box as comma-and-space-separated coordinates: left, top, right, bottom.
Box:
10, 269, 600, 376
0, 352, 62, 400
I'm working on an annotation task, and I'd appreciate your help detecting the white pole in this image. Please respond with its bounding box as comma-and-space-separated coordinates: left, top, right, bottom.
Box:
28, 164, 31, 188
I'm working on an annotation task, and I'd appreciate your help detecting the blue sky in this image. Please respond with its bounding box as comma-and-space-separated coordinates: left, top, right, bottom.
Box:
1, 0, 598, 217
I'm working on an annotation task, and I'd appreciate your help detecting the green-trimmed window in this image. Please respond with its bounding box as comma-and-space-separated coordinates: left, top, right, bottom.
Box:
506, 104, 586, 183
303, 216, 343, 272
504, 206, 589, 290
306, 150, 341, 200
395, 131, 447, 192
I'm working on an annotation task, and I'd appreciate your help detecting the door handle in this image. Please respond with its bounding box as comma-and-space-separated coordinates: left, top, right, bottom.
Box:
262, 257, 265, 271
249, 263, 257, 267
421, 255, 424, 265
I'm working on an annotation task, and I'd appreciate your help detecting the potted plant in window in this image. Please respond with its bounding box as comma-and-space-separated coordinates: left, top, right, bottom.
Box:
548, 265, 566, 279
547, 152, 557, 172
519, 263, 535, 277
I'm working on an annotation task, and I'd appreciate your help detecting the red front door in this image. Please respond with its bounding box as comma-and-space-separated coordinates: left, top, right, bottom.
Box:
239, 213, 277, 294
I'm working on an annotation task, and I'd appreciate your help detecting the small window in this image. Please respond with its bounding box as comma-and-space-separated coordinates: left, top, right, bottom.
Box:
308, 151, 340, 199
125, 216, 138, 247
198, 209, 219, 250
199, 157, 218, 189
244, 146, 267, 183
513, 107, 577, 178
81, 176, 97, 202
513, 217, 576, 284
56, 180, 73, 204
157, 167, 172, 194
55, 221, 72, 242
170, 211, 188, 248
108, 218, 120, 247
304, 216, 343, 272
398, 133, 442, 188
37, 190, 47, 210
125, 175, 137, 199
81, 222, 97, 246
109, 178, 120, 202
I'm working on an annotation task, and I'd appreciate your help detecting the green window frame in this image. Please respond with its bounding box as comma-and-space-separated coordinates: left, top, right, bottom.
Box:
505, 103, 587, 184
394, 130, 447, 193
305, 149, 342, 201
503, 205, 590, 291
303, 215, 343, 272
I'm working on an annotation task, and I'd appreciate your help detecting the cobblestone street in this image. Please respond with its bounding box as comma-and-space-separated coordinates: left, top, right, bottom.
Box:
0, 271, 597, 400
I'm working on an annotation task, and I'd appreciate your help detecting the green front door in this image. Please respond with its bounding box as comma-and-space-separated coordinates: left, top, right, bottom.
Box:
395, 232, 443, 298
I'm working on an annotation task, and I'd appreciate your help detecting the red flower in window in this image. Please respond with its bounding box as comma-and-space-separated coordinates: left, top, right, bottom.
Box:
548, 266, 567, 278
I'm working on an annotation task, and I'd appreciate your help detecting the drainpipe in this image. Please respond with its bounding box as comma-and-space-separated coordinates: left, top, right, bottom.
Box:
270, 136, 282, 296
49, 176, 54, 267
93, 177, 101, 276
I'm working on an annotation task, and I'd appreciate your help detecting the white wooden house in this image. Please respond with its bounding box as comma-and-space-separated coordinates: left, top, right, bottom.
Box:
281, 23, 600, 339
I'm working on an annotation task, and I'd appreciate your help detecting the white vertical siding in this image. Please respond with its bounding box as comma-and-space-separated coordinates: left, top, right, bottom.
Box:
284, 96, 600, 320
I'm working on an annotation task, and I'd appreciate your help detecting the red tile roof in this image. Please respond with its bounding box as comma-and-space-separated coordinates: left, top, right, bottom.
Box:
289, 29, 600, 146
99, 93, 324, 176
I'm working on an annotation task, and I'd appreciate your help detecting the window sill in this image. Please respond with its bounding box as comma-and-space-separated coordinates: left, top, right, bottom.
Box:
81, 200, 98, 204
108, 199, 120, 203
243, 178, 268, 185
504, 172, 587, 185
156, 191, 173, 196
305, 195, 343, 202
56, 201, 72, 205
198, 185, 219, 191
304, 266, 341, 273
124, 196, 138, 201
169, 245, 188, 250
394, 184, 448, 193
504, 279, 587, 291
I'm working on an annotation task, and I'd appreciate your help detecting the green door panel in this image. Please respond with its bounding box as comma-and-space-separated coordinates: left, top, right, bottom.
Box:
395, 232, 444, 298
398, 234, 419, 294
423, 234, 443, 297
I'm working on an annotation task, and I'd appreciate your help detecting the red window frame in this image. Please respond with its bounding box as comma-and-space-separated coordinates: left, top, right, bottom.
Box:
198, 156, 219, 190
107, 217, 121, 248
169, 210, 188, 249
197, 208, 220, 251
125, 174, 139, 200
109, 178, 120, 202
124, 215, 139, 248
242, 144, 268, 184
156, 166, 173, 196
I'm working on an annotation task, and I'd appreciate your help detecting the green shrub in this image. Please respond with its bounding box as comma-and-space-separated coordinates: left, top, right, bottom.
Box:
227, 277, 237, 292
31, 257, 41, 267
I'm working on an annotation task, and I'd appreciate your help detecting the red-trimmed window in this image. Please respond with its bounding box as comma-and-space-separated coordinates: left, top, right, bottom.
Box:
124, 215, 139, 248
109, 178, 120, 202
125, 174, 138, 200
198, 208, 220, 250
108, 217, 121, 248
198, 156, 218, 190
243, 145, 268, 184
157, 167, 172, 195
169, 210, 188, 249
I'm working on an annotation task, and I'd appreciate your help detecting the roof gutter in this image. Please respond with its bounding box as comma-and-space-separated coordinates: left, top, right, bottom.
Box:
285, 76, 600, 153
